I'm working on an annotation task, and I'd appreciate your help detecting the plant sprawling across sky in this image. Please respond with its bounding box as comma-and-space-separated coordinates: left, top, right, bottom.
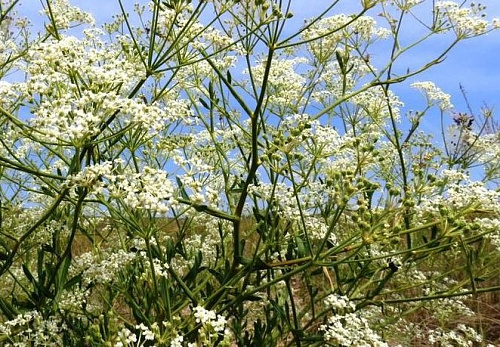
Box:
0, 0, 499, 346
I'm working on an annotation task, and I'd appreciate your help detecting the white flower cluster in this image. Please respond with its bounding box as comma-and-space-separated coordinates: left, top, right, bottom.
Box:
313, 125, 350, 157
26, 30, 144, 91
59, 287, 89, 313
116, 327, 138, 346
432, 296, 476, 320
248, 182, 299, 223
19, 28, 194, 142
481, 218, 500, 252
266, 113, 365, 173
312, 65, 348, 103
64, 160, 117, 194
193, 306, 227, 332
435, 1, 492, 37
192, 305, 230, 344
302, 14, 389, 62
0, 32, 18, 69
302, 215, 335, 245
427, 324, 483, 346
64, 162, 177, 213
389, 0, 423, 11
151, 0, 238, 78
419, 179, 499, 214
324, 293, 356, 312
0, 310, 65, 346
190, 22, 235, 52
0, 81, 18, 106
72, 249, 137, 286
41, 0, 95, 29
440, 169, 469, 181
321, 51, 375, 87
29, 88, 182, 143
0, 311, 39, 336
107, 166, 176, 213
415, 171, 500, 250
131, 240, 173, 279
150, 258, 170, 279
320, 311, 388, 347
320, 295, 390, 346
34, 219, 70, 246
244, 57, 308, 109
411, 81, 453, 111
173, 151, 214, 176
176, 57, 237, 89
472, 132, 500, 165
183, 217, 221, 266
115, 323, 156, 347
352, 87, 405, 122
20, 30, 176, 143
170, 334, 185, 347
136, 323, 156, 342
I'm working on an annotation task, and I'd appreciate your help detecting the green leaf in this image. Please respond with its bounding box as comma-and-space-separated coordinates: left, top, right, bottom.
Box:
295, 236, 307, 257
199, 97, 209, 109
176, 176, 189, 200
184, 251, 203, 283
335, 50, 345, 72
41, 244, 55, 253
0, 236, 8, 250
12, 297, 35, 310
207, 268, 224, 284
309, 268, 323, 276
244, 294, 263, 301
64, 274, 83, 290
162, 1, 174, 10
0, 297, 17, 320
22, 264, 37, 287
37, 248, 45, 283
208, 81, 214, 98
240, 256, 270, 270
57, 256, 72, 291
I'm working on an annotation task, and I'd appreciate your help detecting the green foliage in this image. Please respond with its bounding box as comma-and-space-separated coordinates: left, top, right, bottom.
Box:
0, 0, 499, 346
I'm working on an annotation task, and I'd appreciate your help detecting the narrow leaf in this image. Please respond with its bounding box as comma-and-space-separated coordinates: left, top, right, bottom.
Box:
199, 97, 209, 109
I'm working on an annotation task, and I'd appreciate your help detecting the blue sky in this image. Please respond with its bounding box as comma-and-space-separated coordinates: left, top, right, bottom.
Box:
291, 1, 500, 110
13, 1, 500, 132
